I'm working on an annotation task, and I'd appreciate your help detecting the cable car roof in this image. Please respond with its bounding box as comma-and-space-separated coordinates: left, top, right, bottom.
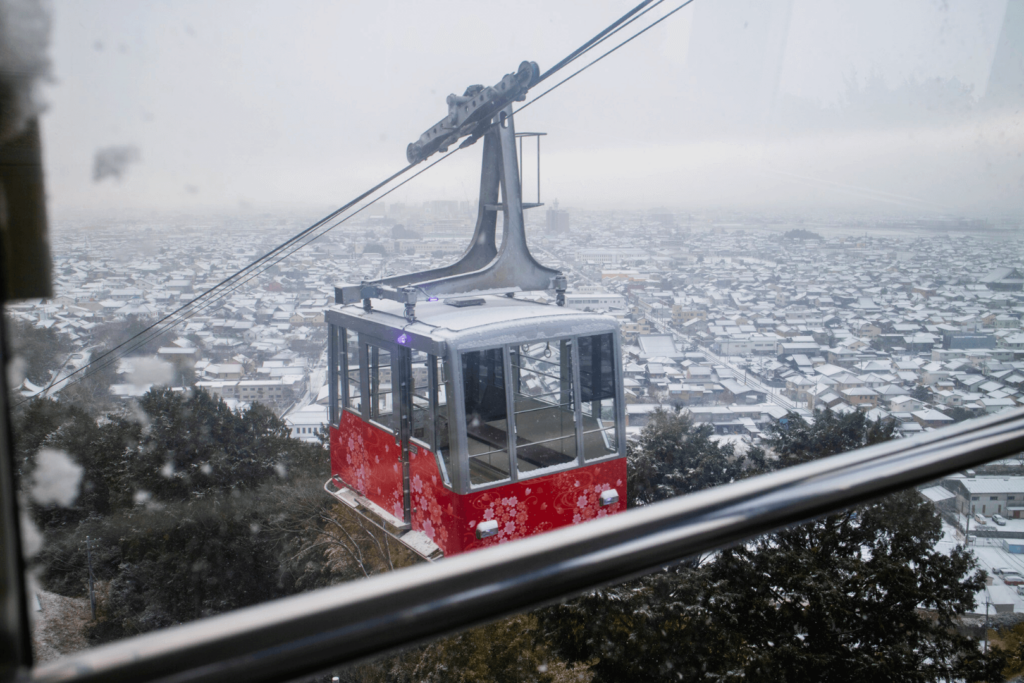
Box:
328, 295, 619, 352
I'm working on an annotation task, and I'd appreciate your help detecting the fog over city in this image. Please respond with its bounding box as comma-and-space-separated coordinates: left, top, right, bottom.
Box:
40, 0, 1023, 218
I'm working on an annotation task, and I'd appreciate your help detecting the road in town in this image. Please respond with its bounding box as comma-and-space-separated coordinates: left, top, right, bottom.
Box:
283, 346, 328, 417
647, 316, 799, 411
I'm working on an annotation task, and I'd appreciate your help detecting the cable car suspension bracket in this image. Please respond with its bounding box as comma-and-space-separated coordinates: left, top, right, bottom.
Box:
337, 62, 567, 323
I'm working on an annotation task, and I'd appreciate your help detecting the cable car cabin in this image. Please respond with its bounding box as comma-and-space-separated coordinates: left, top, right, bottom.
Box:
325, 295, 626, 559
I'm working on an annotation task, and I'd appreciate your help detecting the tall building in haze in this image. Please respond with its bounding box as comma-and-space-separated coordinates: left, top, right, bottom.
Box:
546, 199, 570, 234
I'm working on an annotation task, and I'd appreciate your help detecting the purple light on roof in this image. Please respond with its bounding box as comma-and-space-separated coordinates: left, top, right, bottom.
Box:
427, 297, 439, 302
397, 333, 409, 345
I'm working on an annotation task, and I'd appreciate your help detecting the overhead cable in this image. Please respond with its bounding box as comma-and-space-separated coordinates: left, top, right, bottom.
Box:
28, 0, 700, 403
518, 0, 696, 115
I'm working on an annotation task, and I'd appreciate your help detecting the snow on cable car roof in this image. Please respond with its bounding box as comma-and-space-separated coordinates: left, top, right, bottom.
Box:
330, 295, 619, 350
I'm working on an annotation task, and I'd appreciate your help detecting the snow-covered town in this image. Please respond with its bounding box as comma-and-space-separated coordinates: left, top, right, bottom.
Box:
9, 204, 1024, 620
12, 208, 1024, 439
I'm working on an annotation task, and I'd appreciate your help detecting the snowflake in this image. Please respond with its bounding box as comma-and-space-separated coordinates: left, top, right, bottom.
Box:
483, 508, 495, 521
573, 513, 582, 524
577, 495, 588, 509
503, 521, 515, 535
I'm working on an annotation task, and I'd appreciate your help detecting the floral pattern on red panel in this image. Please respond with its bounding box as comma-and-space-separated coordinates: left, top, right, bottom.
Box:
331, 411, 404, 520
461, 458, 627, 553
331, 416, 628, 557
408, 444, 460, 555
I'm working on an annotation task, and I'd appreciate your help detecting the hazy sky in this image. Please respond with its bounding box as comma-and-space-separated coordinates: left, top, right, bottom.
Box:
39, 0, 1021, 220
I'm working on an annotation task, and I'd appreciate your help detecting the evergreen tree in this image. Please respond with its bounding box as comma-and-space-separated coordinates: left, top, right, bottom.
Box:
16, 389, 351, 645
541, 410, 1003, 682
627, 408, 749, 506
4, 314, 73, 386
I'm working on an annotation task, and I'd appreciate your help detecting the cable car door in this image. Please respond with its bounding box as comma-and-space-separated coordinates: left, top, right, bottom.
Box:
363, 336, 413, 528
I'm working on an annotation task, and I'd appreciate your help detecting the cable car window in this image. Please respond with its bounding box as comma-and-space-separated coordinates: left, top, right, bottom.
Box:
410, 350, 433, 446
578, 333, 618, 461
512, 340, 578, 477
329, 324, 342, 425
435, 358, 454, 488
462, 348, 511, 487
345, 330, 361, 414
368, 343, 393, 431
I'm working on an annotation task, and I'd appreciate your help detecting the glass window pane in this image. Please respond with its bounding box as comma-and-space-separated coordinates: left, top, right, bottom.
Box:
578, 333, 615, 402
345, 331, 361, 414
582, 397, 618, 461
411, 350, 433, 446
513, 340, 577, 477
369, 344, 393, 431
436, 359, 453, 488
579, 333, 619, 461
462, 348, 510, 487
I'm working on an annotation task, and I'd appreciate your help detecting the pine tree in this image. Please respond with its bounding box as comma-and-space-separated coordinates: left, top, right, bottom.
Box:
541, 409, 1004, 682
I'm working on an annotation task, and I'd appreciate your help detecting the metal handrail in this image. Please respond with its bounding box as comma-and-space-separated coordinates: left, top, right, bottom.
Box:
32, 407, 1024, 683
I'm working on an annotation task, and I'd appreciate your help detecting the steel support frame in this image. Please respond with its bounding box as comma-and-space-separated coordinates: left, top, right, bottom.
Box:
18, 406, 1024, 683
336, 106, 567, 319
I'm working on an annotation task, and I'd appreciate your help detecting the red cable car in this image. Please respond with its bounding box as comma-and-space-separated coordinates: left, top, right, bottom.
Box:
324, 62, 626, 558
325, 298, 626, 558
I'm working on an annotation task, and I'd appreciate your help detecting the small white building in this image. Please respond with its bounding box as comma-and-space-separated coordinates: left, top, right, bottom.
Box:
285, 404, 328, 443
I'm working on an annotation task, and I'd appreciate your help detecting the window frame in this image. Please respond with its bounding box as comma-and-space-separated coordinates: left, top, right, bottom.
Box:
328, 323, 340, 425
510, 337, 584, 481
330, 325, 364, 420
459, 346, 515, 489
577, 332, 622, 464
409, 351, 454, 490
457, 331, 626, 493
365, 340, 396, 435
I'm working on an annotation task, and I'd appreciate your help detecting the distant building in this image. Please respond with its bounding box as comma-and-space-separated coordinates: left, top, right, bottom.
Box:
980, 267, 1024, 292
564, 289, 626, 311
285, 404, 328, 443
546, 200, 570, 234
945, 476, 1024, 518
942, 332, 995, 350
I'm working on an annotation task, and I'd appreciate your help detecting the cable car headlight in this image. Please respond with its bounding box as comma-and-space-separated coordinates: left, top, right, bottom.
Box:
599, 489, 619, 506
476, 520, 499, 539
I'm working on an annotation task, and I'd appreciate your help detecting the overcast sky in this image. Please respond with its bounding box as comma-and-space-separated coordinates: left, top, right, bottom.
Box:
39, 0, 1021, 220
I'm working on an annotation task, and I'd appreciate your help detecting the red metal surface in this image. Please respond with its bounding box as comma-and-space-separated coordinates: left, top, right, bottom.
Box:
331, 413, 627, 556
331, 410, 405, 520
408, 442, 459, 554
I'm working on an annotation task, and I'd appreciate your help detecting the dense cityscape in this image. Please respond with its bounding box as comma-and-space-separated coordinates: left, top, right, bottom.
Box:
12, 206, 1024, 442
11, 203, 1024, 673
